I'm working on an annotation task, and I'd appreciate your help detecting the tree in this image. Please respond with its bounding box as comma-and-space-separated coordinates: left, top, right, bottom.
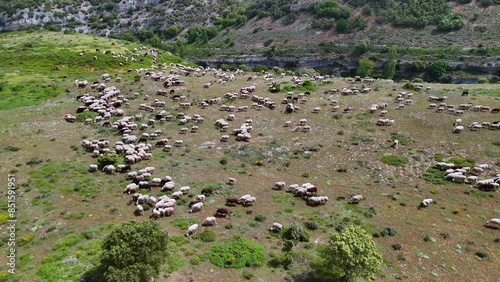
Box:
382, 46, 397, 79
100, 221, 168, 282
428, 59, 448, 81
320, 226, 382, 281
356, 57, 374, 77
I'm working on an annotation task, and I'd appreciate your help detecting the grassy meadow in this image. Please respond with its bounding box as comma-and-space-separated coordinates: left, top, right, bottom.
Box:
0, 31, 499, 282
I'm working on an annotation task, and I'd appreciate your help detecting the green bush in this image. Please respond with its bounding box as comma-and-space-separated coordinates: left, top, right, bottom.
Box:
207, 237, 265, 268
282, 225, 310, 242
381, 155, 409, 166
76, 111, 98, 122
254, 215, 266, 222
97, 152, 119, 169
199, 230, 216, 242
171, 218, 198, 230
423, 168, 447, 185
253, 64, 268, 72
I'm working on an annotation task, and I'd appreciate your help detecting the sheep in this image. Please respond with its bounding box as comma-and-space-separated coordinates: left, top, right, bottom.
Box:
179, 186, 191, 194
185, 224, 199, 237
454, 119, 463, 126
226, 198, 239, 206
242, 196, 256, 206
136, 204, 144, 215
349, 195, 363, 204
445, 173, 466, 182
452, 125, 464, 133
215, 208, 230, 218
308, 196, 328, 206
390, 139, 399, 149
202, 216, 217, 226
272, 181, 286, 190
228, 177, 236, 185
238, 194, 251, 204
102, 165, 115, 174
484, 218, 500, 229
270, 222, 283, 232
420, 198, 433, 207
171, 191, 184, 199
88, 164, 98, 172
189, 202, 203, 213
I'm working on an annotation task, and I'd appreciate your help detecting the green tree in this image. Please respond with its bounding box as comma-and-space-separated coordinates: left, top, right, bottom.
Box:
428, 59, 448, 81
356, 57, 374, 77
320, 226, 382, 281
100, 221, 168, 282
382, 46, 397, 79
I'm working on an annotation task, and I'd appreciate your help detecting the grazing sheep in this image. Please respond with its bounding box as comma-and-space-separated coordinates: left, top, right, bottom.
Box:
185, 224, 199, 237
228, 177, 236, 185
88, 164, 98, 172
179, 186, 191, 194
270, 222, 283, 232
189, 202, 203, 213
484, 218, 500, 229
226, 198, 239, 206
102, 165, 115, 174
308, 196, 328, 206
349, 195, 363, 204
136, 204, 144, 215
215, 208, 230, 218
420, 198, 433, 207
202, 216, 217, 226
242, 196, 256, 206
272, 181, 286, 190
452, 125, 464, 133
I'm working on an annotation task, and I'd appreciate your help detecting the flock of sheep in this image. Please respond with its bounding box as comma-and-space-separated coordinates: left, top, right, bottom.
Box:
63, 54, 500, 238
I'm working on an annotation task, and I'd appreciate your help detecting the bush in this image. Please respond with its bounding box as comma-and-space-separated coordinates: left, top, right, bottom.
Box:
254, 215, 266, 222
423, 168, 447, 184
282, 225, 310, 242
242, 270, 253, 280
220, 158, 228, 165
381, 155, 409, 166
97, 152, 119, 169
199, 230, 216, 242
304, 221, 318, 230
207, 237, 265, 268
76, 111, 98, 122
253, 64, 268, 72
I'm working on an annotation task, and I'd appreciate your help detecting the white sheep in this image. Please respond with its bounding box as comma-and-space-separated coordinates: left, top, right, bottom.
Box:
185, 224, 199, 237
420, 198, 433, 207
189, 202, 203, 213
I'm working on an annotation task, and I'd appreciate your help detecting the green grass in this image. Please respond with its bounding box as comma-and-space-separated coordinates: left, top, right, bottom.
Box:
0, 30, 183, 110
207, 237, 265, 268
28, 161, 103, 197
35, 223, 112, 281
423, 167, 448, 185
171, 218, 199, 230
381, 154, 409, 166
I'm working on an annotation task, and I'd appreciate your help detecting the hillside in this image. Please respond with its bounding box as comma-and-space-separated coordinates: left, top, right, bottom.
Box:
0, 0, 499, 79
0, 31, 499, 282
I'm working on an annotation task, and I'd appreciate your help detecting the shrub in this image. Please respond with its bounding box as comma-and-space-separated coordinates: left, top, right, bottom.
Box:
207, 237, 265, 268
304, 221, 318, 230
220, 158, 228, 165
282, 225, 310, 242
254, 215, 266, 222
4, 145, 20, 152
97, 152, 120, 169
76, 111, 98, 122
253, 64, 268, 72
199, 230, 216, 242
381, 155, 409, 166
242, 270, 253, 280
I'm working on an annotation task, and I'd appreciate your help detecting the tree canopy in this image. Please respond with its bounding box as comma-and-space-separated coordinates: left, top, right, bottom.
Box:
356, 57, 374, 77
99, 220, 168, 282
320, 226, 382, 281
